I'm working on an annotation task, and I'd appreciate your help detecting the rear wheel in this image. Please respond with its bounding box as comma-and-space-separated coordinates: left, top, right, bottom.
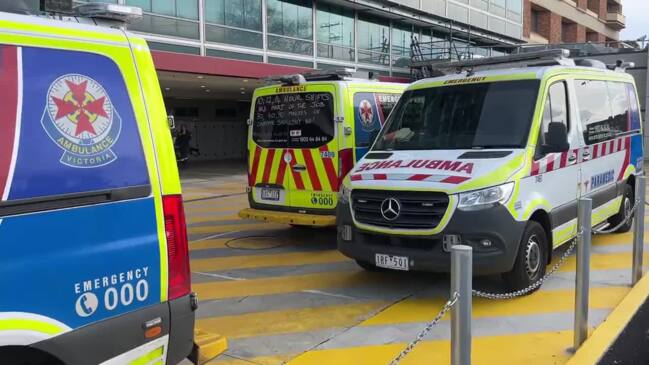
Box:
502, 221, 548, 293
608, 184, 634, 233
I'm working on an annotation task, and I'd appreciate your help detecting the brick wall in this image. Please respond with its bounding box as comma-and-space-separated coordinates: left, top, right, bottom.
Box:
598, 0, 607, 20
576, 0, 588, 10
523, 0, 531, 38
563, 23, 587, 43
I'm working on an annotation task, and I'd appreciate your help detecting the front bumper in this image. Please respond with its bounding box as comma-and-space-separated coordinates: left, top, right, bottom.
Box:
31, 293, 223, 365
337, 201, 526, 275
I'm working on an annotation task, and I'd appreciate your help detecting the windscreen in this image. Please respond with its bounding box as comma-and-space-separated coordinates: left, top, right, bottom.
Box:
373, 80, 540, 151
253, 91, 334, 149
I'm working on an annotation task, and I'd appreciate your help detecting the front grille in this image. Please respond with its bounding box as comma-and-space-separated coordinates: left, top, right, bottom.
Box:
351, 189, 449, 230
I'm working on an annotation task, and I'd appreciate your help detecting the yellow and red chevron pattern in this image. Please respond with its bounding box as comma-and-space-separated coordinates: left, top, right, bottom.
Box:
248, 146, 339, 192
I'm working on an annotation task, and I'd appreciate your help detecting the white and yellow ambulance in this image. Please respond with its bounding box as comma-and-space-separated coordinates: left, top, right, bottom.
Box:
338, 52, 644, 290
239, 71, 406, 226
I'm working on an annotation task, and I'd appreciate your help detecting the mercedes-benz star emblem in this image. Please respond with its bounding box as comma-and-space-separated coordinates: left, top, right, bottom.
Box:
380, 197, 401, 221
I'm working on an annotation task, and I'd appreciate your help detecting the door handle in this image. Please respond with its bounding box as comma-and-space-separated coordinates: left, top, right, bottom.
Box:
292, 164, 307, 172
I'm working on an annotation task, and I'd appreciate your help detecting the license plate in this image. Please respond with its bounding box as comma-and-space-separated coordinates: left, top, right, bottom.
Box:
375, 254, 409, 271
260, 188, 280, 201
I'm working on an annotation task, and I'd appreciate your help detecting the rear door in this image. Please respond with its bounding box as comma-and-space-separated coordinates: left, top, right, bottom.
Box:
0, 38, 161, 338
352, 91, 401, 160
250, 84, 339, 211
575, 79, 639, 224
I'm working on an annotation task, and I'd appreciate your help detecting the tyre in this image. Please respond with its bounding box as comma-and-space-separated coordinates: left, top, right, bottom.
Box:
608, 184, 634, 233
502, 221, 549, 292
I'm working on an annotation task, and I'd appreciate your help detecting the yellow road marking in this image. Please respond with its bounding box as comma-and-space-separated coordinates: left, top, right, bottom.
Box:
188, 222, 286, 235
286, 330, 573, 365
187, 214, 241, 224
198, 301, 386, 339
192, 271, 381, 300
557, 252, 649, 272
208, 354, 295, 365
566, 273, 649, 365
191, 250, 349, 271
363, 286, 628, 326
591, 230, 649, 246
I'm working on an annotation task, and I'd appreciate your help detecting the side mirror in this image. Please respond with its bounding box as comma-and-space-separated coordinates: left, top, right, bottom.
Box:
541, 122, 569, 154
167, 115, 175, 129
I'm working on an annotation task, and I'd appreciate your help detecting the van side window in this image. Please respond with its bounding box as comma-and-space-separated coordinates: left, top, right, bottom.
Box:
0, 45, 150, 205
540, 82, 569, 145
575, 80, 630, 144
353, 92, 400, 147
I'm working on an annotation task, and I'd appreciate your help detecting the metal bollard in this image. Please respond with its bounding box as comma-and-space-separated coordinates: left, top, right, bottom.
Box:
574, 198, 592, 350
450, 245, 472, 365
632, 175, 646, 285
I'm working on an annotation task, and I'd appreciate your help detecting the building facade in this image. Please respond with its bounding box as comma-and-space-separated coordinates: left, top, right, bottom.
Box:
523, 0, 625, 45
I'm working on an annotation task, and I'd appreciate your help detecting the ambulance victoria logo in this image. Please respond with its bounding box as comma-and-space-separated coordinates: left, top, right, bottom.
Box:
358, 99, 375, 132
43, 74, 121, 168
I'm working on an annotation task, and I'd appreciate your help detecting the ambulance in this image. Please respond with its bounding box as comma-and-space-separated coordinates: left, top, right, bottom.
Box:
239, 71, 406, 227
337, 51, 644, 290
0, 4, 208, 364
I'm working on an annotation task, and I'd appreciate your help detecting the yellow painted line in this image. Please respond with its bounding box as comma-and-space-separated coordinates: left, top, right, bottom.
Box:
191, 250, 349, 271
198, 301, 386, 339
193, 271, 383, 300
557, 252, 649, 272
566, 273, 649, 365
188, 222, 287, 235
187, 214, 241, 224
286, 330, 573, 365
189, 235, 295, 251
363, 286, 629, 326
208, 354, 295, 365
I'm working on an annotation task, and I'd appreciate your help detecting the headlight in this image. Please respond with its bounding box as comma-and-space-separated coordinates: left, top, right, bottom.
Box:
339, 184, 352, 204
457, 182, 514, 211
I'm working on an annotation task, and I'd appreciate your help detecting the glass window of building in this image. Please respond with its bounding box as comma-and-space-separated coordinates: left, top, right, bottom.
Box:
470, 10, 488, 30
507, 0, 522, 23
448, 2, 469, 23
470, 0, 489, 11
357, 15, 390, 66
316, 4, 354, 62
126, 0, 199, 39
489, 0, 506, 17
267, 0, 313, 55
204, 0, 263, 49
391, 23, 412, 67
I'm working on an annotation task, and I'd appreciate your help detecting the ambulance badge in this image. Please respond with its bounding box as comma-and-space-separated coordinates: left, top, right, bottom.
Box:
358, 99, 375, 132
43, 74, 121, 168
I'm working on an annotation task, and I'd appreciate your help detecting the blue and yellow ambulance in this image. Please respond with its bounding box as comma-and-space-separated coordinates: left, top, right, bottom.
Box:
0, 4, 208, 365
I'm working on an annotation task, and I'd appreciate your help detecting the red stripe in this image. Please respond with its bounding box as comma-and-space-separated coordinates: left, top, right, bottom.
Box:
350, 174, 362, 181
609, 140, 615, 154
408, 174, 431, 181
261, 149, 276, 183
248, 146, 261, 186
289, 149, 305, 190
275, 149, 288, 186
0, 46, 18, 200
319, 145, 338, 191
546, 157, 554, 172
373, 174, 387, 180
560, 151, 568, 168
531, 161, 540, 176
593, 144, 599, 159
618, 137, 631, 181
441, 176, 470, 184
301, 149, 322, 191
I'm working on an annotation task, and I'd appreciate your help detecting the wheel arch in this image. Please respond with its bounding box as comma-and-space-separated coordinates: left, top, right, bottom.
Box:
0, 346, 64, 365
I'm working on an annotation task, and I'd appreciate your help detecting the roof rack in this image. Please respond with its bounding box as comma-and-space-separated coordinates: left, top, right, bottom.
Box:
264, 69, 363, 85
412, 49, 574, 76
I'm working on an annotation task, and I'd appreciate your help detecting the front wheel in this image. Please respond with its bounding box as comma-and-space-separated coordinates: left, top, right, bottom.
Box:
608, 184, 634, 233
502, 221, 549, 293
